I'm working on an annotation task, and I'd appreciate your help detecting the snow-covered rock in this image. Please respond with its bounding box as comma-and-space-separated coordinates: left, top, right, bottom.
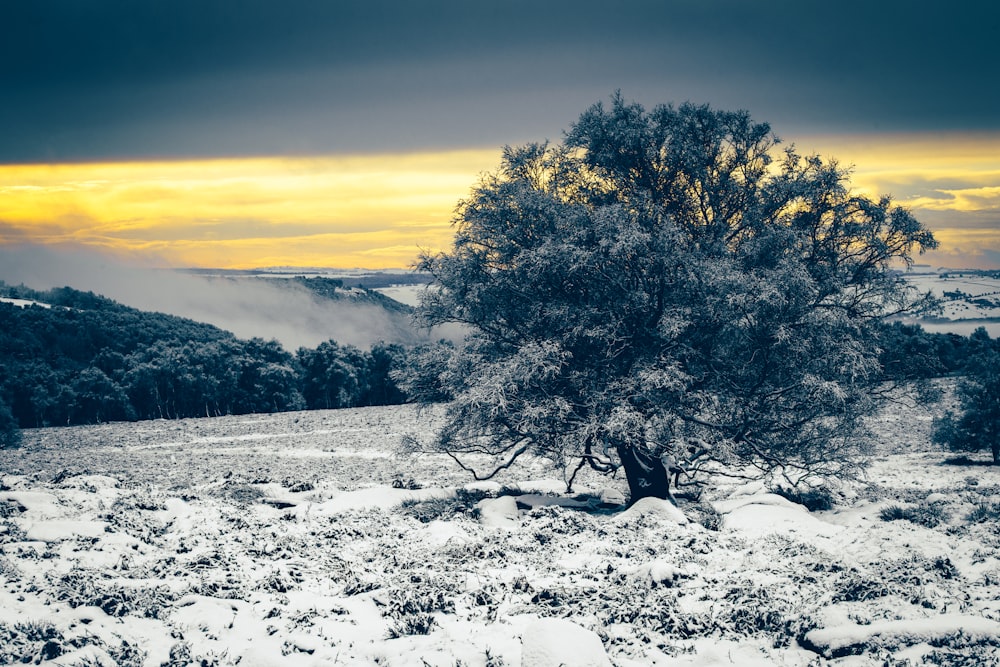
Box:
520, 617, 611, 667
803, 615, 1000, 658
720, 502, 842, 538
476, 495, 519, 528
712, 492, 798, 515
598, 487, 626, 505
0, 490, 63, 517
714, 492, 842, 539
628, 559, 679, 585
615, 497, 688, 524
22, 519, 108, 542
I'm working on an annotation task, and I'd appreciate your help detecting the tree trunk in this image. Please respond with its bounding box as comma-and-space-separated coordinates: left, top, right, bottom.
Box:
617, 445, 674, 505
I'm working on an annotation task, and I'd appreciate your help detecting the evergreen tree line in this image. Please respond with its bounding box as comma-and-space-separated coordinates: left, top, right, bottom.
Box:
0, 284, 411, 444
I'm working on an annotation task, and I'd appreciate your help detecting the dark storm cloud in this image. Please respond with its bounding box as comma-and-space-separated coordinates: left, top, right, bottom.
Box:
2, 0, 997, 162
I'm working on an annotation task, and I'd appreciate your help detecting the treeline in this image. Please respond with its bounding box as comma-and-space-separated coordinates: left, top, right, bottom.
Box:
0, 283, 410, 437
878, 321, 1000, 381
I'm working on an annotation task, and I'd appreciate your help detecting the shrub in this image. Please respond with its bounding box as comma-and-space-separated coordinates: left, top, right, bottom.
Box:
284, 479, 314, 493
386, 613, 436, 638
967, 503, 1000, 523
399, 487, 495, 523
772, 485, 836, 511
383, 583, 455, 637
217, 482, 265, 504
55, 570, 175, 619
387, 586, 456, 618
879, 503, 949, 528
0, 621, 69, 665
0, 397, 21, 449
683, 501, 722, 531
0, 499, 21, 518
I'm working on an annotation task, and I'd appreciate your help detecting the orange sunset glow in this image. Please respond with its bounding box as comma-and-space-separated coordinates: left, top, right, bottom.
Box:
2, 134, 999, 270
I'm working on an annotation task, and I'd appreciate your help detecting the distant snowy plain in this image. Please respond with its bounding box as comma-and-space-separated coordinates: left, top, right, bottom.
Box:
902, 270, 1000, 337
2, 391, 1000, 665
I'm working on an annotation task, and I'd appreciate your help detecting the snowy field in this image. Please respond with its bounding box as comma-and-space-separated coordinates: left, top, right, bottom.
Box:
2, 398, 1000, 666
903, 270, 1000, 337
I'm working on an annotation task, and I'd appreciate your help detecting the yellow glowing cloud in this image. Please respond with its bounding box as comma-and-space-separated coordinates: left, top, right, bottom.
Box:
795, 133, 1000, 268
797, 133, 1000, 203
1, 134, 999, 269
905, 186, 1000, 213
0, 151, 500, 268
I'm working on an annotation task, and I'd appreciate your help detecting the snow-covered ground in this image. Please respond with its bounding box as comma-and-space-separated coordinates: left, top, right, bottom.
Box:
2, 399, 999, 666
373, 285, 429, 308
903, 269, 1000, 336
0, 297, 52, 309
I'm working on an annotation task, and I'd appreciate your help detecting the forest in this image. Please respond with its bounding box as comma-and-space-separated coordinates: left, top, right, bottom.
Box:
0, 281, 410, 439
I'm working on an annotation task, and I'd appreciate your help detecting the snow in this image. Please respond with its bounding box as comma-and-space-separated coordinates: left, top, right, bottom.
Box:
22, 519, 109, 542
0, 296, 52, 309
520, 616, 612, 666
303, 485, 455, 516
804, 615, 1000, 657
1, 490, 63, 516
718, 495, 843, 539
627, 559, 680, 586
1, 400, 999, 665
616, 496, 688, 524
476, 495, 520, 528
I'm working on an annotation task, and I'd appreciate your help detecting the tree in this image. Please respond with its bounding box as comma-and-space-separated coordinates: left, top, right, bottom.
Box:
0, 395, 21, 449
70, 367, 133, 424
234, 338, 305, 414
405, 94, 937, 503
933, 330, 1000, 464
297, 341, 365, 410
364, 343, 408, 406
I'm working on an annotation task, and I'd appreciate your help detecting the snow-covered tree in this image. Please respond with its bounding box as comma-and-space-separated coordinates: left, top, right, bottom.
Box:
934, 332, 1000, 465
405, 94, 937, 502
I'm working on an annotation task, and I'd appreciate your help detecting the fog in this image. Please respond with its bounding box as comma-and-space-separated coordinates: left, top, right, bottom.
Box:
0, 246, 428, 351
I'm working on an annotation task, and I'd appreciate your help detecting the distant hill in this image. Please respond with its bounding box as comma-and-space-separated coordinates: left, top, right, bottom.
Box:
178, 267, 433, 290
0, 281, 409, 430
284, 276, 414, 314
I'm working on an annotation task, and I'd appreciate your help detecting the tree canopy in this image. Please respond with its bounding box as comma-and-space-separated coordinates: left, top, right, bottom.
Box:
405, 94, 937, 502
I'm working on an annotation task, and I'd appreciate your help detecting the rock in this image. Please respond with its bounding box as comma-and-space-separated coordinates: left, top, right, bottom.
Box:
598, 488, 626, 505
260, 497, 299, 509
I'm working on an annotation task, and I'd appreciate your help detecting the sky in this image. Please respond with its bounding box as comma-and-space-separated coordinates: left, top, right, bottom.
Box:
1, 0, 999, 271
